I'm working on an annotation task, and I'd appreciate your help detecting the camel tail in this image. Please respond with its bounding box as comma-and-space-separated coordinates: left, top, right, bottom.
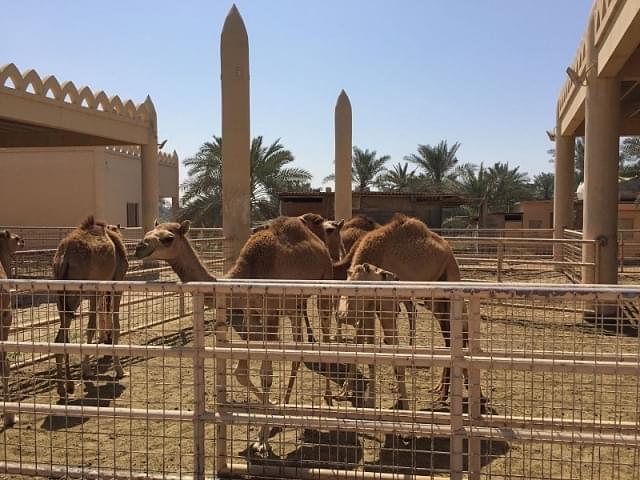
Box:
53, 249, 71, 314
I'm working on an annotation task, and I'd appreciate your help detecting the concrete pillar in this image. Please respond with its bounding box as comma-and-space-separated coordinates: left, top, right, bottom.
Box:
553, 134, 575, 267
334, 90, 352, 222
141, 96, 159, 232
582, 16, 620, 285
221, 4, 251, 271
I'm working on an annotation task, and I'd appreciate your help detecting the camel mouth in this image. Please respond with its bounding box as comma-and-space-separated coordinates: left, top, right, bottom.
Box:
134, 242, 153, 259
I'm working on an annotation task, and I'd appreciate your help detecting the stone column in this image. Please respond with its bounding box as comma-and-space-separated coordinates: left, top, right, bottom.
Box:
221, 4, 251, 272
582, 16, 620, 285
553, 134, 575, 268
334, 90, 352, 222
141, 96, 159, 232
172, 196, 179, 220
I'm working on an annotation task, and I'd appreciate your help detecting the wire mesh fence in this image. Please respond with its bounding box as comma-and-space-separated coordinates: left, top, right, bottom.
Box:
1, 279, 639, 479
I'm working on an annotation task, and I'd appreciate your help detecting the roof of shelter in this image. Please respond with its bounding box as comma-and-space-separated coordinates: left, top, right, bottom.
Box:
557, 0, 640, 136
0, 63, 156, 148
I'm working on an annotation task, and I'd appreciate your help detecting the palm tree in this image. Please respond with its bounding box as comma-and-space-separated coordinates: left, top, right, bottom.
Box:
179, 138, 224, 226
323, 146, 390, 191
487, 162, 531, 212
179, 136, 311, 226
532, 172, 555, 200
376, 162, 419, 192
405, 140, 461, 191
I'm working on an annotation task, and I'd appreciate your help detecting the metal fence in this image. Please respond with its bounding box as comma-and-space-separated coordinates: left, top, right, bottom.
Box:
1, 279, 639, 479
445, 236, 597, 283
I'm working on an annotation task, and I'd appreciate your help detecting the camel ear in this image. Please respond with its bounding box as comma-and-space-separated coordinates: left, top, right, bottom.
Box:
179, 220, 191, 235
154, 219, 159, 227
116, 223, 121, 229
362, 263, 371, 273
337, 219, 344, 229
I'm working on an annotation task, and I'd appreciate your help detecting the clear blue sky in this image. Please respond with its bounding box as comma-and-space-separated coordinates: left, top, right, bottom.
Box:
1, 0, 592, 186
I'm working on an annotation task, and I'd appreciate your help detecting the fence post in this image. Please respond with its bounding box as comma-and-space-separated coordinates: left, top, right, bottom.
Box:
467, 297, 482, 480
191, 291, 206, 480
214, 289, 229, 476
449, 296, 465, 480
496, 239, 504, 282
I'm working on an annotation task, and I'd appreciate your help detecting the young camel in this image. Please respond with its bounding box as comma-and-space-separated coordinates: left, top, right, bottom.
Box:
134, 216, 333, 454
334, 214, 468, 409
53, 216, 128, 398
1, 230, 24, 427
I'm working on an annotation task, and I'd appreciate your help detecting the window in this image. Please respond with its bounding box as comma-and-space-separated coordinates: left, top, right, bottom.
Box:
126, 203, 139, 227
528, 219, 543, 229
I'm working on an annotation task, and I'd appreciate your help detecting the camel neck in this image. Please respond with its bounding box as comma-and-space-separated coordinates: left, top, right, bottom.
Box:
167, 240, 215, 283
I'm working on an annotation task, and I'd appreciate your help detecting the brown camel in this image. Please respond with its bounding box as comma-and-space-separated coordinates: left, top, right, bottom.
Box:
134, 215, 333, 455
1, 230, 24, 427
335, 214, 467, 409
340, 214, 380, 254
53, 216, 128, 398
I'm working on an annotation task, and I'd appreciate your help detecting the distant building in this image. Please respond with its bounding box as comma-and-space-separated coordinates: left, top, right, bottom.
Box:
278, 191, 476, 228
0, 146, 179, 227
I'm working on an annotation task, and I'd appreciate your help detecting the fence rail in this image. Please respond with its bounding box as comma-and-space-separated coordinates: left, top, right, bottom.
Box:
1, 279, 639, 479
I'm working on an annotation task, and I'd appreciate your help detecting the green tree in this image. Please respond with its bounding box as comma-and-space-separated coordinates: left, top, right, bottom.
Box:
404, 140, 461, 191
532, 172, 555, 200
488, 162, 531, 212
323, 146, 390, 191
179, 136, 311, 226
376, 162, 419, 192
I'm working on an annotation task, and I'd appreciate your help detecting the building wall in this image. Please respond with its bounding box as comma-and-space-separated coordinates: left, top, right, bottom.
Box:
0, 147, 96, 226
0, 147, 179, 227
103, 150, 142, 226
515, 201, 554, 229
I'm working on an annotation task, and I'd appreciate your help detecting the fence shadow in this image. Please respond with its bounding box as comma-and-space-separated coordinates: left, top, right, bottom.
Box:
40, 382, 126, 431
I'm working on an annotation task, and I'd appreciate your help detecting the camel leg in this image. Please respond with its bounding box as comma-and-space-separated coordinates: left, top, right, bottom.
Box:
81, 296, 97, 379
251, 311, 279, 458
110, 291, 125, 379
1, 312, 16, 427
55, 291, 80, 398
317, 296, 335, 406
233, 309, 267, 403
406, 301, 417, 347
431, 299, 451, 402
380, 300, 408, 410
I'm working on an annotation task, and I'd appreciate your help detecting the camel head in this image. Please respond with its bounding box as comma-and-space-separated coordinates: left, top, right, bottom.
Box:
347, 262, 399, 282
135, 220, 191, 260
0, 229, 25, 254
324, 219, 345, 262
298, 213, 328, 244
337, 263, 399, 327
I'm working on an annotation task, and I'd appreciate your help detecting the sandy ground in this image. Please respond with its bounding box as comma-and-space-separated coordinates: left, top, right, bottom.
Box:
1, 269, 639, 479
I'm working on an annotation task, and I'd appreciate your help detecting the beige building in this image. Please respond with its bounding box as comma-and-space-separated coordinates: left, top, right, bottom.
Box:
0, 63, 168, 232
553, 0, 640, 283
0, 146, 178, 227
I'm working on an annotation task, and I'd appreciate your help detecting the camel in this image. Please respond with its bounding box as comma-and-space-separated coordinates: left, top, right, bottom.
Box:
334, 214, 468, 409
1, 230, 24, 427
53, 216, 128, 398
340, 214, 380, 254
134, 215, 333, 455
